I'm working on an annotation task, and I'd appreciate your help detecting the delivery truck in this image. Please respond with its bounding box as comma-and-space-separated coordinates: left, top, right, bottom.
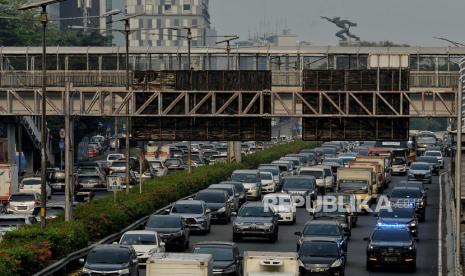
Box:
0, 164, 18, 204
243, 251, 299, 276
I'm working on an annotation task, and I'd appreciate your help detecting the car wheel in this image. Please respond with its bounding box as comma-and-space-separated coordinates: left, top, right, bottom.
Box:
233, 233, 242, 242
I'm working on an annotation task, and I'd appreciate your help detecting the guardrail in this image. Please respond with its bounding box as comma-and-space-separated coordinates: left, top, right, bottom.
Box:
33, 193, 194, 276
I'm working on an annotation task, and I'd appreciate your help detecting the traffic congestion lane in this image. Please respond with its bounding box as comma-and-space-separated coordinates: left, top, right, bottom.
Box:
177, 174, 440, 276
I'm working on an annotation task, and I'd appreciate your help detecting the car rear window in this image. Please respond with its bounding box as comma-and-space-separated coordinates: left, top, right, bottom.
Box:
10, 194, 35, 202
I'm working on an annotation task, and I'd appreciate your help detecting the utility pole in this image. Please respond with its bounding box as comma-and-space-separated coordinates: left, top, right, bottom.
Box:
456, 58, 464, 274
124, 17, 131, 194
64, 82, 72, 221
187, 27, 192, 174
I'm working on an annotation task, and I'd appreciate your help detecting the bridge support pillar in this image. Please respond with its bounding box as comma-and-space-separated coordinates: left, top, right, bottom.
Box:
7, 124, 16, 166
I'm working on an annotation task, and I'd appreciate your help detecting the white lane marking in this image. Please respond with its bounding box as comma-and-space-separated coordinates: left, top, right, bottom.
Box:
438, 171, 447, 276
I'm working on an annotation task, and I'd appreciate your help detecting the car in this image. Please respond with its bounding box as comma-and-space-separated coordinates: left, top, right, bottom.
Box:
231, 170, 262, 200
416, 156, 440, 175
118, 230, 165, 264
407, 162, 432, 184
273, 160, 296, 175
286, 153, 309, 166
259, 171, 277, 193
145, 215, 189, 251
148, 160, 168, 177
365, 226, 417, 272
280, 157, 302, 174
78, 166, 105, 178
47, 169, 66, 194
294, 220, 348, 252
107, 153, 125, 166
265, 162, 291, 177
169, 200, 211, 234
397, 181, 428, 203
195, 189, 232, 224
220, 181, 246, 206
7, 192, 41, 214
424, 150, 444, 169
169, 149, 184, 159
19, 177, 51, 199
325, 192, 359, 226
109, 160, 127, 173
389, 187, 427, 222
258, 165, 282, 190
87, 145, 98, 158
164, 158, 186, 171
376, 207, 418, 236
33, 204, 65, 220
77, 173, 106, 190
192, 242, 242, 276
233, 202, 279, 242
281, 176, 317, 206
262, 193, 297, 224
298, 238, 346, 276
208, 184, 240, 212
312, 203, 352, 236
300, 165, 334, 192
81, 244, 139, 276
0, 214, 37, 240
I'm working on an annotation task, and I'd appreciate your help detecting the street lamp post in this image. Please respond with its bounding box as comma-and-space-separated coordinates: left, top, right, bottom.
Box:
19, 0, 67, 230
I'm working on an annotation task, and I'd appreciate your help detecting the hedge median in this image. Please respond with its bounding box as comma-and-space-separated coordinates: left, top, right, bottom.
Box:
0, 140, 317, 275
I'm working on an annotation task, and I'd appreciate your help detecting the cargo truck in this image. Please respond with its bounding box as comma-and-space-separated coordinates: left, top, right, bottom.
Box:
336, 168, 374, 213
146, 253, 213, 276
243, 251, 299, 276
0, 164, 18, 205
355, 156, 391, 188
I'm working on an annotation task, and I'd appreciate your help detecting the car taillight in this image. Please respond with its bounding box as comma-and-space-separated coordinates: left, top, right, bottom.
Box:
35, 201, 40, 205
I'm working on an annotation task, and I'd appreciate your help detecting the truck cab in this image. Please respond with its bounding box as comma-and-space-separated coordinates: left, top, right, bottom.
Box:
336, 168, 374, 213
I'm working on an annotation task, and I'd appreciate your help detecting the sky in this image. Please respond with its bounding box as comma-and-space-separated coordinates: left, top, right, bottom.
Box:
210, 0, 465, 46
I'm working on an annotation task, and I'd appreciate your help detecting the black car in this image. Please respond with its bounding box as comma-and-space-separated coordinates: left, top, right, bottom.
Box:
298, 238, 346, 276
416, 156, 440, 175
312, 204, 352, 235
233, 202, 279, 242
376, 207, 418, 236
281, 176, 317, 206
195, 189, 232, 224
294, 220, 348, 253
365, 226, 417, 272
81, 244, 138, 276
398, 181, 428, 204
192, 242, 242, 276
220, 181, 246, 206
145, 215, 189, 251
389, 187, 426, 222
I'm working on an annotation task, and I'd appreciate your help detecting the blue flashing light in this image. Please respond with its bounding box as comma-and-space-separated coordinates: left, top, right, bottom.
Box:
376, 223, 409, 229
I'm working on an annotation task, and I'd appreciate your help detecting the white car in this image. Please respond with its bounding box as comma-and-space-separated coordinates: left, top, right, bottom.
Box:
7, 193, 41, 214
19, 177, 51, 199
259, 171, 276, 193
424, 150, 444, 169
262, 193, 296, 224
300, 166, 334, 191
117, 230, 165, 264
0, 214, 37, 241
107, 153, 125, 166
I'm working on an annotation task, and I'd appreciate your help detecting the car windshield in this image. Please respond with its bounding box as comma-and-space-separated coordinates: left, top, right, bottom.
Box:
299, 242, 339, 257
417, 157, 437, 164
238, 206, 272, 217
314, 208, 346, 218
300, 170, 323, 179
10, 194, 35, 202
22, 179, 40, 185
410, 163, 430, 170
259, 168, 279, 176
0, 218, 26, 227
146, 216, 182, 228
120, 234, 157, 245
150, 162, 163, 168
193, 246, 234, 262
165, 160, 182, 166
372, 230, 411, 242
425, 151, 441, 157
111, 161, 126, 167
417, 136, 436, 144
210, 187, 233, 197
195, 192, 226, 203
231, 183, 244, 193
339, 180, 368, 193
232, 173, 257, 183
260, 172, 273, 180
87, 248, 130, 264
303, 224, 341, 236
391, 189, 422, 198
282, 179, 314, 190
264, 196, 291, 205
379, 208, 414, 219
172, 203, 203, 214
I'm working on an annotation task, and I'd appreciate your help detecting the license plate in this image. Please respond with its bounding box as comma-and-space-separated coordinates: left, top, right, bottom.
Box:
311, 268, 327, 272
17, 206, 27, 210
383, 257, 399, 262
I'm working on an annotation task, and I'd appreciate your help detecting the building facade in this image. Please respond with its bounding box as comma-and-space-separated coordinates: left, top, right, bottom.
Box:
125, 0, 216, 48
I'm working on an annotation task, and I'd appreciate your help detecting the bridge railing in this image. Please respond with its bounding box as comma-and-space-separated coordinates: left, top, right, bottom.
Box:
410, 71, 459, 88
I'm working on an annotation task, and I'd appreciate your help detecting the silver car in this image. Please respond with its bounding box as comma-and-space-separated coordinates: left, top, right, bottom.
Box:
231, 170, 262, 200
7, 193, 40, 214
407, 162, 432, 184
169, 200, 212, 234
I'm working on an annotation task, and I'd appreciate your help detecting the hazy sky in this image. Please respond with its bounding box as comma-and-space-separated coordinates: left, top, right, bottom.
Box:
210, 0, 465, 46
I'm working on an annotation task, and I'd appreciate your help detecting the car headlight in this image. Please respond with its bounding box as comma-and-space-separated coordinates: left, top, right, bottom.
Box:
264, 223, 273, 228
425, 173, 431, 177
217, 207, 226, 213
331, 258, 343, 268
82, 267, 91, 273
195, 217, 205, 222
408, 173, 414, 177
235, 222, 244, 226
409, 246, 414, 251
117, 268, 130, 274
409, 222, 416, 227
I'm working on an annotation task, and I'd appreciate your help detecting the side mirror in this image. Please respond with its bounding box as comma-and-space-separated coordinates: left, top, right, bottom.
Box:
79, 258, 85, 264
206, 209, 211, 214
363, 237, 370, 242
164, 208, 171, 214
112, 241, 118, 245
294, 231, 302, 236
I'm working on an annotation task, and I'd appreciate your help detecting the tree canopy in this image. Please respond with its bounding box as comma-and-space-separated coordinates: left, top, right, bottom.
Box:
0, 0, 111, 46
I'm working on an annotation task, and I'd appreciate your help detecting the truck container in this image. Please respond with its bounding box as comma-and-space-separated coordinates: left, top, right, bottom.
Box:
336, 167, 374, 212
0, 164, 18, 203
146, 253, 213, 276
243, 251, 299, 276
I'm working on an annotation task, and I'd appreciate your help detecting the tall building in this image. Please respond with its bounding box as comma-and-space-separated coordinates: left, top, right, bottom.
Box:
126, 0, 216, 47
